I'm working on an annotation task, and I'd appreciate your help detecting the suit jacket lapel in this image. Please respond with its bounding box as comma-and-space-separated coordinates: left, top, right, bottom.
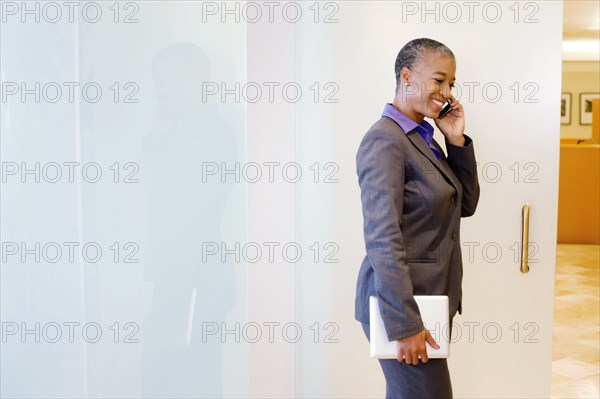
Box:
405, 130, 460, 191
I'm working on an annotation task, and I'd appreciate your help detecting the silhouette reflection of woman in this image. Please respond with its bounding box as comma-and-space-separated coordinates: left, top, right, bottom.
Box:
141, 42, 238, 398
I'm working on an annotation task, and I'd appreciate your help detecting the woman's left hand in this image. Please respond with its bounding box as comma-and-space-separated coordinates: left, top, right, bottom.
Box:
434, 96, 465, 146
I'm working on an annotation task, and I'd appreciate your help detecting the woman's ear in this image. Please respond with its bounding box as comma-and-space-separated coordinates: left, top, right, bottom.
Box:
400, 67, 412, 85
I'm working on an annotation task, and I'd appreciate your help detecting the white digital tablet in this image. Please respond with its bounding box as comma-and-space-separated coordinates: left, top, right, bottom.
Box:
369, 295, 450, 359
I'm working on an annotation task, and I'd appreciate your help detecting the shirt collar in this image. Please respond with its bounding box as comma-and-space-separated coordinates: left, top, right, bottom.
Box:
382, 103, 434, 141
381, 103, 440, 160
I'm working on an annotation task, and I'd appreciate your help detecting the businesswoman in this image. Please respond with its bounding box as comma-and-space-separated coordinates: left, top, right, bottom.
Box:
355, 38, 480, 398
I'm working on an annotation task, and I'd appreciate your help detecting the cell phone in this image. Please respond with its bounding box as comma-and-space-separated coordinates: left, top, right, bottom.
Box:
438, 100, 452, 119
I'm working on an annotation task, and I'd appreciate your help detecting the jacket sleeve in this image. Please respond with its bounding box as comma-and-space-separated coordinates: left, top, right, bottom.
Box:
445, 134, 480, 217
357, 127, 425, 340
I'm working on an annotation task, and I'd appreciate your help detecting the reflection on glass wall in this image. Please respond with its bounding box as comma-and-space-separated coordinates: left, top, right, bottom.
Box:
1, 2, 246, 397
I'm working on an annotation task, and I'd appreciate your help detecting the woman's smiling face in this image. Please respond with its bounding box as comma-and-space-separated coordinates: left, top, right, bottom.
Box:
399, 52, 456, 122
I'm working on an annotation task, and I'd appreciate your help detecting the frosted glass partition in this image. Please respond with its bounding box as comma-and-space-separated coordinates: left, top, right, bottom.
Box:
1, 2, 247, 397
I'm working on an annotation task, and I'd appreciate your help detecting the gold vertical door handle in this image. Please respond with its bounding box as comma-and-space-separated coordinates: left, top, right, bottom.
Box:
521, 203, 531, 273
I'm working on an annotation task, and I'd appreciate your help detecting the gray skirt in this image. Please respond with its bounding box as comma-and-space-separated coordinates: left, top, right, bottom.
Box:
361, 322, 453, 399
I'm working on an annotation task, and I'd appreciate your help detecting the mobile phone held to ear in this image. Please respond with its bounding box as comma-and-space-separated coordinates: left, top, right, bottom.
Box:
438, 100, 452, 119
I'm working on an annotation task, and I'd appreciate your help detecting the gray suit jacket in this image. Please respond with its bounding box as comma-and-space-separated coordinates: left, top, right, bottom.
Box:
355, 116, 480, 341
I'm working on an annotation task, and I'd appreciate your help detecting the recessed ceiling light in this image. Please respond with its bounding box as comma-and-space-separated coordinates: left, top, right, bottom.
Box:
562, 40, 600, 60
563, 40, 600, 53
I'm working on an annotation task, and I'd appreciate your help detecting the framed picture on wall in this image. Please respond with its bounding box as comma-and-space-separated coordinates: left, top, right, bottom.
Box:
580, 93, 600, 125
561, 93, 571, 125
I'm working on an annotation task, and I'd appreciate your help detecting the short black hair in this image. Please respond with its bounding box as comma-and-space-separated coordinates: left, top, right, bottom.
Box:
394, 38, 455, 89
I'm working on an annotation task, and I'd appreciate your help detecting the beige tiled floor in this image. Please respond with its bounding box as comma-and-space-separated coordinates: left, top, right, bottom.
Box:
552, 244, 600, 398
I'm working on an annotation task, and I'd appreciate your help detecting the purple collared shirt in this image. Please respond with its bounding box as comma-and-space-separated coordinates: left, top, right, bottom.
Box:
381, 103, 441, 160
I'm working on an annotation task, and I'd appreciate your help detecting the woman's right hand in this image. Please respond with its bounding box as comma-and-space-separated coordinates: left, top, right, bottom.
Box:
396, 328, 440, 365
